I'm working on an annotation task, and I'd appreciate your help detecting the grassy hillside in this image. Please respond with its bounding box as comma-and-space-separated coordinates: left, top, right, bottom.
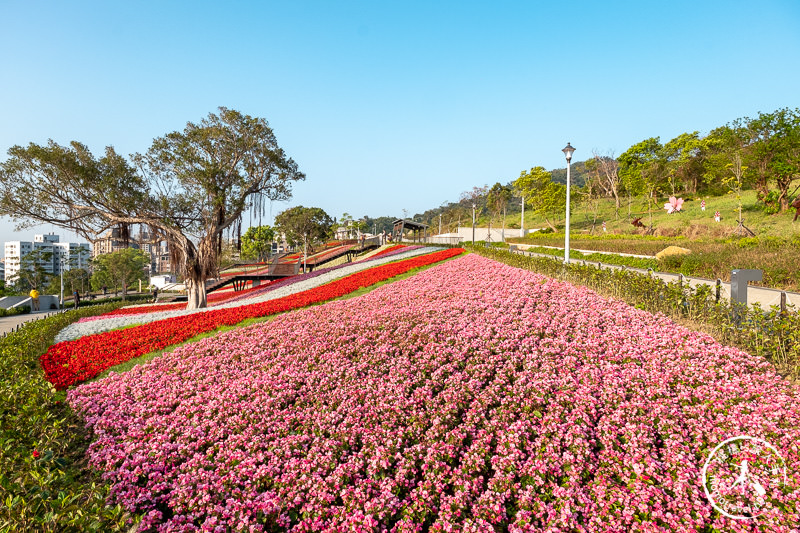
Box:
454, 190, 800, 291
482, 190, 800, 239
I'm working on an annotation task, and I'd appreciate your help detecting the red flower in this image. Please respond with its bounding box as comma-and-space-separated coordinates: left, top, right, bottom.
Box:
32, 450, 40, 459
41, 248, 465, 389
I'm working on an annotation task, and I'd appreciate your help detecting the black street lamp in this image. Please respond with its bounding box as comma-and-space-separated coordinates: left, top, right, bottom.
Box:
562, 142, 575, 263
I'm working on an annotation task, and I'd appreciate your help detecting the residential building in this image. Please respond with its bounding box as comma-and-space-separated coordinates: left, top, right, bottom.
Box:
92, 227, 174, 274
91, 228, 133, 258
3, 234, 91, 283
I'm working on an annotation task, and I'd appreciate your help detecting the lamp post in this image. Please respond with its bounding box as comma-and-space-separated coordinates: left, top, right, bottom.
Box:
520, 195, 525, 238
472, 203, 476, 244
438, 213, 442, 235
562, 142, 575, 263
59, 256, 65, 308
303, 232, 308, 273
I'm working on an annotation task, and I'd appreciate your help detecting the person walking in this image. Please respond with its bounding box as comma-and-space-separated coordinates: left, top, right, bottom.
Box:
29, 287, 40, 311
73, 290, 80, 310
152, 285, 159, 303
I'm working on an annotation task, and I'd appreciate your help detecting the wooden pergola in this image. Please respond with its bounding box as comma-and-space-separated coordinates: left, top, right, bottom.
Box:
392, 219, 428, 243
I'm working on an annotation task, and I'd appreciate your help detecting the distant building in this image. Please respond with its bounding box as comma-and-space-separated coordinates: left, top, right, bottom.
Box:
153, 242, 172, 274
91, 228, 135, 258
3, 233, 91, 283
92, 227, 174, 274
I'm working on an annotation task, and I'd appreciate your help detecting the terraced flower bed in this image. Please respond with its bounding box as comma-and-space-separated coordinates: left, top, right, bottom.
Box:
42, 248, 463, 389
57, 246, 432, 342
94, 284, 272, 319
368, 243, 406, 259
67, 253, 800, 531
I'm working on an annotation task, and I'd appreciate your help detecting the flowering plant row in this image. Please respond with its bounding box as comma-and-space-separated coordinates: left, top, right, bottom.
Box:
218, 265, 270, 278
42, 248, 464, 389
55, 247, 435, 342
102, 302, 184, 316
468, 244, 800, 380
367, 244, 406, 259
68, 254, 800, 531
221, 245, 423, 307
94, 283, 273, 320
76, 286, 271, 324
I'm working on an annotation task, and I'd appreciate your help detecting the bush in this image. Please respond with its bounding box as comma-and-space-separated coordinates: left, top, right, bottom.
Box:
0, 303, 138, 532
521, 245, 658, 270
658, 253, 685, 270
0, 306, 30, 317
736, 236, 760, 248
678, 254, 702, 276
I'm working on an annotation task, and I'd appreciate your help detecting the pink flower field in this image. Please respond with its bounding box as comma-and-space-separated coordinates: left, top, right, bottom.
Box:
68, 254, 800, 531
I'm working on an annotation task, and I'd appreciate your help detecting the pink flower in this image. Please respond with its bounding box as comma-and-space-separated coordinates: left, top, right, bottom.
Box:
664, 196, 684, 214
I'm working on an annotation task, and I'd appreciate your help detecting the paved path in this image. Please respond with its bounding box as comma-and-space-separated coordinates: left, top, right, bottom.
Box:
518, 243, 653, 259
510, 247, 800, 310
0, 292, 140, 337
0, 310, 64, 336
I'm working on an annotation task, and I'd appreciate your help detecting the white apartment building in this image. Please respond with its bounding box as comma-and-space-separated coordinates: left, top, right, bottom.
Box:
4, 234, 91, 283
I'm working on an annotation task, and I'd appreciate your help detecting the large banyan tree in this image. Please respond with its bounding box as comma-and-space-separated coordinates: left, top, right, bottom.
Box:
0, 107, 305, 309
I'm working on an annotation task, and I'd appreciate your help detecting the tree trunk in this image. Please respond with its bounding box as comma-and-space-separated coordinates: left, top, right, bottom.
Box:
186, 276, 207, 310
121, 280, 127, 301
179, 234, 216, 310
543, 216, 558, 233
776, 178, 794, 212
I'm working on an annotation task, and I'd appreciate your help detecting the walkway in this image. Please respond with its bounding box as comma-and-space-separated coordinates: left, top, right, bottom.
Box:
0, 310, 63, 336
510, 246, 800, 310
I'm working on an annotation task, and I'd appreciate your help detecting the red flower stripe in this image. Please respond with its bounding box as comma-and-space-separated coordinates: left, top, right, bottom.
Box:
368, 244, 406, 259
206, 283, 270, 303
41, 248, 464, 389
218, 266, 270, 279
102, 282, 275, 317
105, 303, 185, 316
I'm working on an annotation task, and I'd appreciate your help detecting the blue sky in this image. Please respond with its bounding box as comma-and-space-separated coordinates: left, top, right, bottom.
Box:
1, 0, 799, 245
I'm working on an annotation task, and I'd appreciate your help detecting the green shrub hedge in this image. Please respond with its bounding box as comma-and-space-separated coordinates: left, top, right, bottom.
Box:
0, 306, 30, 317
0, 303, 138, 532
518, 245, 659, 270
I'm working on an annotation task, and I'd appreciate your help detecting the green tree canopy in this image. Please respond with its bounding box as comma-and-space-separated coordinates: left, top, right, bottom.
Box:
240, 225, 275, 262
0, 107, 305, 309
8, 248, 53, 292
90, 248, 150, 300
46, 267, 90, 297
513, 167, 566, 232
743, 108, 800, 212
274, 206, 333, 252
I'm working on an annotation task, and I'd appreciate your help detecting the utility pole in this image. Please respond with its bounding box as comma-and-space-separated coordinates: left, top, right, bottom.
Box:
520, 195, 525, 238
439, 213, 442, 235
472, 203, 476, 245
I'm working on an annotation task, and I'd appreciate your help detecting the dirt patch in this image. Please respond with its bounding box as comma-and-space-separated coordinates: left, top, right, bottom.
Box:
684, 222, 733, 240
653, 227, 680, 237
